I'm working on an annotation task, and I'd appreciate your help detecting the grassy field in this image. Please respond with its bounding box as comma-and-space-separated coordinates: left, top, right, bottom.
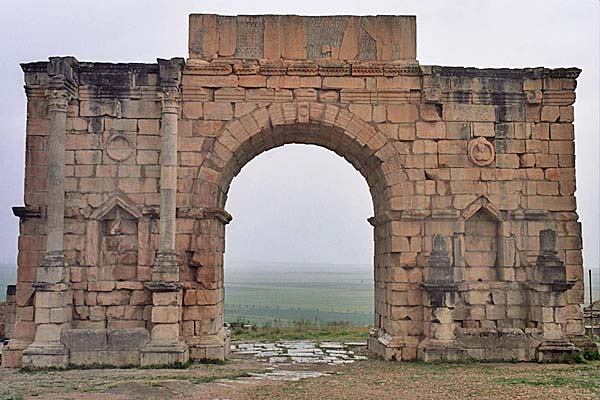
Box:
224, 260, 373, 327
231, 321, 370, 341
0, 265, 16, 301
0, 359, 597, 399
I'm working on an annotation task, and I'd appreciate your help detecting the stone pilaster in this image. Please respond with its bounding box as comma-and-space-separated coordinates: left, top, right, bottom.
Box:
22, 57, 78, 368
141, 58, 189, 366
186, 208, 232, 361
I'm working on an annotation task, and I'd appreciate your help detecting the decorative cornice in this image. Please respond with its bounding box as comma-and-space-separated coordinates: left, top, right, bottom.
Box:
185, 61, 233, 75
12, 206, 42, 219
431, 66, 581, 80
177, 207, 233, 224
510, 210, 551, 221
144, 281, 183, 292
287, 64, 319, 76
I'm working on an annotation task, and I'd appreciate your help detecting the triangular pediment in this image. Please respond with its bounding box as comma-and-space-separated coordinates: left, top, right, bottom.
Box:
462, 196, 502, 221
90, 193, 142, 221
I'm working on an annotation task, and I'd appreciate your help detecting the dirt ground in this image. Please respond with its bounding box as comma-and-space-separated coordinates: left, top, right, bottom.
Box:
0, 357, 598, 400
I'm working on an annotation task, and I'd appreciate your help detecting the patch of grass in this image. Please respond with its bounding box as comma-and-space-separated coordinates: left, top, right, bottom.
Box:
282, 383, 307, 394
583, 350, 600, 361
197, 358, 229, 365
68, 363, 139, 370
188, 370, 261, 384
0, 393, 24, 400
18, 360, 193, 373
404, 360, 467, 372
496, 375, 598, 391
564, 352, 587, 364
140, 360, 192, 369
232, 321, 370, 341
18, 366, 68, 373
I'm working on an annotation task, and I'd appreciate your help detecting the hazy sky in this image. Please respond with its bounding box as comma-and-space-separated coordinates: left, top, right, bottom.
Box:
0, 1, 598, 273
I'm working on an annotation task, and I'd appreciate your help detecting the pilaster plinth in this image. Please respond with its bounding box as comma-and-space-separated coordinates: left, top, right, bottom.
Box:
141, 281, 189, 366
22, 252, 71, 368
152, 250, 180, 282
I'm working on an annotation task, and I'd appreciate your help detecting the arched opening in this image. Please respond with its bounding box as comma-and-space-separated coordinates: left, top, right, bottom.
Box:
224, 144, 374, 335
184, 103, 417, 360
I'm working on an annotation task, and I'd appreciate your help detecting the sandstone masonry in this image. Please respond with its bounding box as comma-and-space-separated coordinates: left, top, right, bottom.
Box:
1, 14, 594, 367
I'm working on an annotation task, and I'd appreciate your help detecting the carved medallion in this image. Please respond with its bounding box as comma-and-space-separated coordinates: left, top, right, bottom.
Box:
106, 134, 134, 161
298, 102, 309, 123
468, 137, 495, 167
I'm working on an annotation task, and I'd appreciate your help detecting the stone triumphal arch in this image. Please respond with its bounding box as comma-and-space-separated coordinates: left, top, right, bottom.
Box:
2, 15, 594, 368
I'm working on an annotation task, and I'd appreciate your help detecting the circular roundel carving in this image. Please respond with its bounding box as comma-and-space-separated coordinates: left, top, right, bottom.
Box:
468, 137, 495, 167
106, 134, 134, 161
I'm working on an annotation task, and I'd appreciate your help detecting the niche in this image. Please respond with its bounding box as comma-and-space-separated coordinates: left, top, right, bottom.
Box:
88, 194, 142, 281
464, 208, 498, 282
100, 207, 138, 280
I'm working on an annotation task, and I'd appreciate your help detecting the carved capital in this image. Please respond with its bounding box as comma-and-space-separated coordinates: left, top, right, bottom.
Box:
46, 88, 70, 113
423, 87, 442, 104
159, 88, 179, 114
525, 89, 543, 104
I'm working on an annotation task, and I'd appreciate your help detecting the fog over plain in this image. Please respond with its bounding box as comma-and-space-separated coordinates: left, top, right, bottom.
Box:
0, 1, 597, 289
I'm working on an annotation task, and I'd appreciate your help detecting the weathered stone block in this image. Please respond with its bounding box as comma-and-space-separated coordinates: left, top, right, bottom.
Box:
108, 328, 150, 351
387, 104, 418, 123
444, 104, 496, 122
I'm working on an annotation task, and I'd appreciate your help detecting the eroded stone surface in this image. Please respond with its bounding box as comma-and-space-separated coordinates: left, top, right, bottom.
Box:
0, 13, 592, 368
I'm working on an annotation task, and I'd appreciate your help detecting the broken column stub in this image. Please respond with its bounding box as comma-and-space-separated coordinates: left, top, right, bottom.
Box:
419, 235, 462, 361
534, 229, 572, 289
423, 234, 456, 307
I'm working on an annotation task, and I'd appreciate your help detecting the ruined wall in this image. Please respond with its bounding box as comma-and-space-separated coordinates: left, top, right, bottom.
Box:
0, 286, 17, 340
2, 14, 591, 368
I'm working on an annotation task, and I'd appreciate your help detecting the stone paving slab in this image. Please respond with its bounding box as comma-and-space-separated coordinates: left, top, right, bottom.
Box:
231, 340, 368, 366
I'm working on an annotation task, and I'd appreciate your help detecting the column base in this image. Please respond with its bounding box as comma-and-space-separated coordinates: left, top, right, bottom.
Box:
568, 335, 599, 354
140, 340, 189, 367
537, 340, 580, 362
1, 339, 31, 368
21, 342, 69, 369
187, 327, 231, 361
1, 349, 24, 368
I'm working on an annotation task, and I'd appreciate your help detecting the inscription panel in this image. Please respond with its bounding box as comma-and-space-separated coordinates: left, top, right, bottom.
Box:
306, 16, 347, 58
234, 16, 264, 59
189, 14, 416, 60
